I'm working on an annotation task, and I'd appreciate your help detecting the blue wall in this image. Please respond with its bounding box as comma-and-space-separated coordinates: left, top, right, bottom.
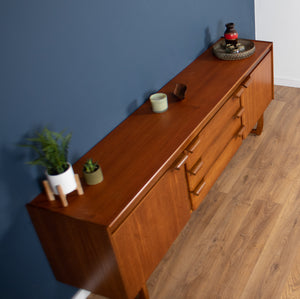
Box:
0, 1, 254, 298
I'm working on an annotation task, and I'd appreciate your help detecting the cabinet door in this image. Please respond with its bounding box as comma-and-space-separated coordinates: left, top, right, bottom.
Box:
111, 165, 191, 299
242, 51, 273, 137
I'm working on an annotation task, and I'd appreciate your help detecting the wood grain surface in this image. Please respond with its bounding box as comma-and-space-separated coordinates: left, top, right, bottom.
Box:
28, 41, 272, 234
88, 85, 300, 298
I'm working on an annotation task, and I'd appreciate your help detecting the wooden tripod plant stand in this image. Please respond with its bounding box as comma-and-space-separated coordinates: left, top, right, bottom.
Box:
42, 174, 84, 207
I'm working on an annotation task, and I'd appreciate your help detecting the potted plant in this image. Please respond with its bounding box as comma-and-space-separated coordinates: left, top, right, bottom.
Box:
83, 158, 103, 185
22, 127, 77, 195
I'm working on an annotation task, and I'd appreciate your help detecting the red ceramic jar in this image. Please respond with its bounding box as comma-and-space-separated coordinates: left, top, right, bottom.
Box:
224, 23, 238, 46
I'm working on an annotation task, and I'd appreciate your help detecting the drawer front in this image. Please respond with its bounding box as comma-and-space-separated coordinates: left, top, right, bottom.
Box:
190, 133, 243, 210
186, 95, 241, 168
187, 117, 242, 191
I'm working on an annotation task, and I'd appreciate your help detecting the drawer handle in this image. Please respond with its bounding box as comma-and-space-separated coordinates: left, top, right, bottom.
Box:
237, 126, 246, 137
234, 86, 245, 99
234, 107, 245, 119
189, 158, 204, 175
174, 152, 189, 170
192, 179, 206, 196
242, 76, 253, 88
186, 136, 201, 153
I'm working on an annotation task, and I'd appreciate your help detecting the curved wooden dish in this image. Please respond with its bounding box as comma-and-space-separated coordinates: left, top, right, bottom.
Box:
213, 39, 255, 60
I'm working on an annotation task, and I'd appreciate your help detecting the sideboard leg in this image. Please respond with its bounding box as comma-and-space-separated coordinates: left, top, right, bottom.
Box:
136, 284, 150, 299
251, 114, 264, 135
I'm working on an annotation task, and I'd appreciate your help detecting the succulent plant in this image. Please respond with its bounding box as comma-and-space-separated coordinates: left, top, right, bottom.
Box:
83, 158, 99, 173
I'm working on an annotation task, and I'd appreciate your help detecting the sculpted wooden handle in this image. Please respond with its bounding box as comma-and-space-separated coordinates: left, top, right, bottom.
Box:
186, 136, 201, 153
242, 76, 253, 88
234, 107, 245, 119
193, 180, 206, 196
234, 86, 245, 99
174, 152, 189, 170
237, 126, 246, 137
189, 159, 204, 175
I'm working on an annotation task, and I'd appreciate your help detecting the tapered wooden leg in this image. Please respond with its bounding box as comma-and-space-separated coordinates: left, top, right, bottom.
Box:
75, 174, 84, 195
136, 284, 150, 299
43, 180, 55, 201
57, 185, 69, 207
251, 114, 264, 135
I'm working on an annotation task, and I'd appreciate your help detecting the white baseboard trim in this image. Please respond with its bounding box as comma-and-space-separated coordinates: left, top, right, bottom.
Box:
275, 77, 300, 88
72, 289, 91, 299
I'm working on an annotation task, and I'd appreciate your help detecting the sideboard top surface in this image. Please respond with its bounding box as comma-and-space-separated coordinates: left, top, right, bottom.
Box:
28, 40, 273, 232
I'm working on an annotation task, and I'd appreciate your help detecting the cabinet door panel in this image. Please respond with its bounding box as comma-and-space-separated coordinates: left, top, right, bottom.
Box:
111, 166, 191, 299
242, 51, 273, 137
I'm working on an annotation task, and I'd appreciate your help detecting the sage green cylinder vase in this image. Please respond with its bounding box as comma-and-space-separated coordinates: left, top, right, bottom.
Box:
83, 166, 103, 185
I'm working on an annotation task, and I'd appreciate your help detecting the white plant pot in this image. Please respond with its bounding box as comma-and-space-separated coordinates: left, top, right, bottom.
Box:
46, 163, 77, 195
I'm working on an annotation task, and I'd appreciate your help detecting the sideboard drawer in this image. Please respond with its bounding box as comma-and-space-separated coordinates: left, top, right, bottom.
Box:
186, 95, 241, 168
189, 133, 243, 210
187, 117, 242, 192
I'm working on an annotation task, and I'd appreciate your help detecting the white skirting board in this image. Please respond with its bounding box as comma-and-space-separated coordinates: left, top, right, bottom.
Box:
275, 77, 300, 88
72, 289, 91, 299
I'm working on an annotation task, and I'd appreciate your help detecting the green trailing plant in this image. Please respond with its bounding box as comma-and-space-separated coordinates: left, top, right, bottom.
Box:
83, 158, 99, 173
22, 127, 72, 175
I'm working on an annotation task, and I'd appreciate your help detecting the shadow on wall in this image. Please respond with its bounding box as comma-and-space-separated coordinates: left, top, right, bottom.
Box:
198, 21, 229, 56
0, 145, 76, 299
126, 89, 158, 116
195, 27, 214, 57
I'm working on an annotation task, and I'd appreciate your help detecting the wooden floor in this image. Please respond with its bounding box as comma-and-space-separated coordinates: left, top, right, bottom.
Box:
88, 86, 300, 299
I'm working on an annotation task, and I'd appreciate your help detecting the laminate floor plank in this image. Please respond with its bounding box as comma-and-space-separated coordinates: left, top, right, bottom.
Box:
240, 188, 300, 299
89, 86, 300, 299
149, 193, 253, 299
188, 199, 281, 299
281, 244, 300, 299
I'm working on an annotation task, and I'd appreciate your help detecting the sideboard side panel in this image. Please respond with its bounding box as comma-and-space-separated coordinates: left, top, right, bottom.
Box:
26, 205, 127, 299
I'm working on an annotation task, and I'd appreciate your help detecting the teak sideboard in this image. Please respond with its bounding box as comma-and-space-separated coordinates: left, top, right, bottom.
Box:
27, 40, 274, 299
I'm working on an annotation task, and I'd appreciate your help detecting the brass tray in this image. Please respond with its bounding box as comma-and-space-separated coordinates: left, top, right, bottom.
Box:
213, 39, 255, 61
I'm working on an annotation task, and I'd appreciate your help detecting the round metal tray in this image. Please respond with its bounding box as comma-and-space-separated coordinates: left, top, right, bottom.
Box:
213, 39, 255, 61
